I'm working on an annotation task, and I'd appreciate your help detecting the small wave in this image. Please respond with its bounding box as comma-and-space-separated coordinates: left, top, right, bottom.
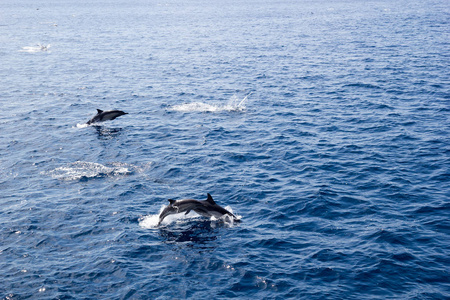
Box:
43, 161, 133, 181
139, 205, 241, 229
19, 44, 51, 53
169, 94, 250, 113
39, 21, 58, 27
343, 82, 382, 89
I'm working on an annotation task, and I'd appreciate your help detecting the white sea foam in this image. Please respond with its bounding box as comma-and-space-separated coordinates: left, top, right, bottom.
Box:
170, 94, 250, 113
76, 123, 89, 128
43, 161, 132, 180
19, 44, 50, 53
138, 212, 161, 229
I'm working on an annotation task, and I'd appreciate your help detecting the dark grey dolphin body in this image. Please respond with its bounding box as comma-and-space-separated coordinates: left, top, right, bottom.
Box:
158, 193, 239, 226
86, 109, 127, 125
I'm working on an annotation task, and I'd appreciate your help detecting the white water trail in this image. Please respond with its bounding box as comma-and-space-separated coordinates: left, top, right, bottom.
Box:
42, 161, 132, 180
19, 44, 51, 53
76, 123, 89, 128
169, 93, 250, 113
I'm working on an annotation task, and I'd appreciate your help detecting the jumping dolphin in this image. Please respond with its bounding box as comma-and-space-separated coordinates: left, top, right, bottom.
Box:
158, 193, 239, 226
86, 109, 128, 125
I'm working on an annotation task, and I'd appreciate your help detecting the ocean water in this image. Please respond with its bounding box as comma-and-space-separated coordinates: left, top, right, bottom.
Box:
1, 0, 449, 299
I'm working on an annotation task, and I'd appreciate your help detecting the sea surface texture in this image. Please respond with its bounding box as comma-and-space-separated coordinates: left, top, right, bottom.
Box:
1, 0, 449, 299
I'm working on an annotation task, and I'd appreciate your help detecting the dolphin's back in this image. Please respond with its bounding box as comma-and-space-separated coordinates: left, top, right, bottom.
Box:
86, 109, 127, 125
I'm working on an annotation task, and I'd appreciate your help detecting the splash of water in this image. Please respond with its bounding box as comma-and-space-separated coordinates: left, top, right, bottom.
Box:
76, 123, 89, 128
19, 44, 51, 53
170, 93, 250, 113
42, 161, 132, 180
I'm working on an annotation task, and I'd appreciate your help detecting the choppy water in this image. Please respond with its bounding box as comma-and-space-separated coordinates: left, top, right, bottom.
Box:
1, 0, 449, 299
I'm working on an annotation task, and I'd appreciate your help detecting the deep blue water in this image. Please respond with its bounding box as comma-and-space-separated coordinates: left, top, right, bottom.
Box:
1, 0, 449, 299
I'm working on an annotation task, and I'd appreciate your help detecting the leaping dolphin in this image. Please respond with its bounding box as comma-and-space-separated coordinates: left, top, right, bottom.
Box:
86, 109, 128, 125
158, 193, 239, 226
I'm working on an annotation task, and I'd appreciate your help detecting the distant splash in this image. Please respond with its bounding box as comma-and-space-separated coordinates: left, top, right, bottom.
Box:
169, 94, 250, 113
19, 44, 50, 53
39, 21, 58, 27
139, 205, 241, 229
42, 161, 135, 181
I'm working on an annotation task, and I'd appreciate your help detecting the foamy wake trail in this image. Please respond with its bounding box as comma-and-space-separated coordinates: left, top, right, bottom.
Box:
170, 94, 250, 113
139, 205, 241, 229
19, 44, 50, 53
42, 161, 133, 180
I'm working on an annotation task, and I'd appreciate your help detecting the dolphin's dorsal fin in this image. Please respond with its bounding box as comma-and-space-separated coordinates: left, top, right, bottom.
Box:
206, 193, 216, 205
168, 199, 176, 205
96, 109, 103, 114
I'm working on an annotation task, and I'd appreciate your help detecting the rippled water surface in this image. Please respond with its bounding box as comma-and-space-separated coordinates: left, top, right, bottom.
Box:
1, 0, 449, 299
